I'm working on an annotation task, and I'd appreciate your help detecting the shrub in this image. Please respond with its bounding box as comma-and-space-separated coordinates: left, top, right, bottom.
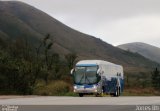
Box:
33, 80, 70, 96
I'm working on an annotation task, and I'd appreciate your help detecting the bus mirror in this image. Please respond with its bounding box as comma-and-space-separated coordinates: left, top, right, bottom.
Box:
117, 73, 121, 76
97, 69, 101, 75
70, 69, 74, 75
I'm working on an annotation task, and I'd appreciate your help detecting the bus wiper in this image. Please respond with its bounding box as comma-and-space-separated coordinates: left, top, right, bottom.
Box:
85, 75, 91, 84
79, 73, 85, 84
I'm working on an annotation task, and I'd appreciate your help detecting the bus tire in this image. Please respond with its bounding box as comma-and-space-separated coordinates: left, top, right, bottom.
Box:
118, 87, 121, 96
95, 89, 104, 97
79, 93, 84, 97
100, 89, 104, 97
113, 87, 119, 97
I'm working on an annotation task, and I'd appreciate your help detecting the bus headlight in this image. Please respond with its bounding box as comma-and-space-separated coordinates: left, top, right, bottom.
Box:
93, 85, 97, 89
74, 86, 78, 89
93, 85, 98, 92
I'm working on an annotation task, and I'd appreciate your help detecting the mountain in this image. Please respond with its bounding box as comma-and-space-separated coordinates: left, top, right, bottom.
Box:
0, 1, 159, 73
118, 42, 160, 63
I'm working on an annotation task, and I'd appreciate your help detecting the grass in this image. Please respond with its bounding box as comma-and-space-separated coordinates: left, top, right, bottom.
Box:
32, 80, 160, 96
33, 80, 71, 96
122, 87, 160, 96
64, 92, 78, 96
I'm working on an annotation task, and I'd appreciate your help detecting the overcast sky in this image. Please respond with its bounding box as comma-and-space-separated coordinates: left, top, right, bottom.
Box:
2, 0, 160, 47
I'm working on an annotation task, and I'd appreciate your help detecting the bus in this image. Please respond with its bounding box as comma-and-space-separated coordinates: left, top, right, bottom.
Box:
70, 60, 124, 97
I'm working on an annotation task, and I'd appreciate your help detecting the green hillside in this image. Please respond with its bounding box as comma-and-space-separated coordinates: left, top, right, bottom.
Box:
0, 1, 160, 95
0, 1, 159, 72
118, 42, 160, 64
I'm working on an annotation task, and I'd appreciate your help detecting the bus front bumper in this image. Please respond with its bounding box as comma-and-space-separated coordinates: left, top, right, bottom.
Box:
73, 85, 98, 93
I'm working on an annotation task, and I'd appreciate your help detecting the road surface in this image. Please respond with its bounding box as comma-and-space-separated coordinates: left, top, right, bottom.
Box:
0, 96, 160, 105
0, 96, 160, 111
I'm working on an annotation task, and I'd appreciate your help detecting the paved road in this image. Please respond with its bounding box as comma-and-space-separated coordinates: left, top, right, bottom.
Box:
0, 96, 160, 111
0, 96, 160, 105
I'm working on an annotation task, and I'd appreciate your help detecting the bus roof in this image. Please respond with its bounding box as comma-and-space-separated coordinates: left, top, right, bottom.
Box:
76, 60, 122, 67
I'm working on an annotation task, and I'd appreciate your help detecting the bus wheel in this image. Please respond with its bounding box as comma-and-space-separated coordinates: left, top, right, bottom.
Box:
118, 87, 121, 96
100, 89, 104, 97
79, 93, 84, 97
95, 93, 99, 97
113, 87, 119, 97
95, 93, 103, 97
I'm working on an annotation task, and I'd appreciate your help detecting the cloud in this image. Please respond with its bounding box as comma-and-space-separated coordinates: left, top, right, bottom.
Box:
96, 15, 160, 46
53, 14, 160, 47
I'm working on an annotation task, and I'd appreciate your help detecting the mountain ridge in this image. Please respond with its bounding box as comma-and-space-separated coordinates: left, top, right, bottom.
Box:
118, 42, 160, 63
0, 1, 159, 73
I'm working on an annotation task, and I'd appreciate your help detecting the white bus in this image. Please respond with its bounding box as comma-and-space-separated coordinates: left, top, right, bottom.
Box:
71, 60, 124, 97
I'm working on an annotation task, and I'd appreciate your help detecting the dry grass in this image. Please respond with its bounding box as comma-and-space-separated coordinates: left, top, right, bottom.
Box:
33, 80, 71, 96
123, 87, 160, 96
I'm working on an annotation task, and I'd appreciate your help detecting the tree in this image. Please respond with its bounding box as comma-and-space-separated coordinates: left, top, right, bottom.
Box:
37, 34, 58, 84
65, 53, 77, 70
0, 34, 73, 95
152, 68, 160, 89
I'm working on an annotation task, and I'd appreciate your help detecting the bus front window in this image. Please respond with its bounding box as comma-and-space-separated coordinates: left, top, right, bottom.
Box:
74, 66, 98, 85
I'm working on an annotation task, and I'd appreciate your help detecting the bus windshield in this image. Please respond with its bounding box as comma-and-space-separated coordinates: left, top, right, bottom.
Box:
73, 66, 98, 85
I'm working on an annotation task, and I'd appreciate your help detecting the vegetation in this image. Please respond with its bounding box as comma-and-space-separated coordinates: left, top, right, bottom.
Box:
123, 69, 160, 96
0, 36, 77, 95
122, 87, 160, 96
118, 42, 160, 64
124, 72, 152, 88
152, 68, 160, 89
0, 0, 159, 70
33, 80, 71, 96
0, 36, 160, 96
0, 1, 160, 96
